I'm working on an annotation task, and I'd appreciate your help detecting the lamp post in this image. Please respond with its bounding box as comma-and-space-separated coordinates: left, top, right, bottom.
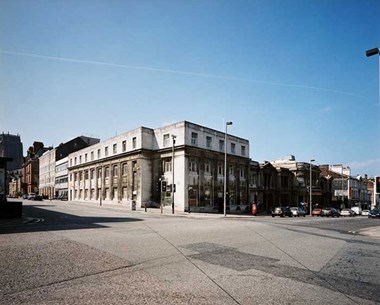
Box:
171, 135, 176, 214
224, 121, 233, 216
309, 159, 315, 216
366, 47, 380, 105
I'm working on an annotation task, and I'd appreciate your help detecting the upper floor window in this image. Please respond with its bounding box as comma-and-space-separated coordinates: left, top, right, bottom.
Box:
231, 143, 236, 154
204, 161, 211, 174
97, 149, 101, 159
113, 144, 117, 154
163, 134, 170, 147
122, 140, 126, 152
241, 145, 246, 156
132, 137, 137, 149
113, 165, 118, 176
105, 166, 110, 178
74, 157, 77, 165
105, 146, 109, 157
219, 140, 224, 152
79, 155, 82, 164
191, 132, 198, 146
218, 162, 223, 175
85, 153, 88, 162
91, 151, 94, 161
206, 136, 212, 149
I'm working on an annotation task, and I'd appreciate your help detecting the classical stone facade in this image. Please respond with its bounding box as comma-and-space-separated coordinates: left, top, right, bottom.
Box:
67, 121, 251, 212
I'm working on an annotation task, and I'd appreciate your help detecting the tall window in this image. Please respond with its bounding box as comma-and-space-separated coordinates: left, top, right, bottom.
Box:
97, 149, 101, 158
105, 146, 109, 157
219, 140, 224, 152
204, 161, 211, 174
163, 134, 170, 147
206, 136, 212, 149
91, 151, 94, 161
132, 137, 137, 149
189, 159, 197, 172
241, 145, 246, 156
105, 167, 110, 178
79, 155, 82, 164
122, 163, 128, 176
122, 140, 126, 152
113, 165, 118, 177
191, 132, 198, 146
164, 160, 172, 172
218, 162, 223, 175
231, 143, 236, 154
113, 143, 117, 154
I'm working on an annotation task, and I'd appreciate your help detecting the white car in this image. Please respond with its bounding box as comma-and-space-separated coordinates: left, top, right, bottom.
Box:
362, 210, 369, 216
351, 206, 362, 215
340, 208, 355, 217
290, 207, 307, 217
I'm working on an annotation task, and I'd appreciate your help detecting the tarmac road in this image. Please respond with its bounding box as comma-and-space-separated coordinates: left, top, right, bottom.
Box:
1, 200, 379, 305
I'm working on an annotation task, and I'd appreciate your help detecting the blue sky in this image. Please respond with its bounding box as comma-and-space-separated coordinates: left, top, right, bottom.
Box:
1, 0, 379, 177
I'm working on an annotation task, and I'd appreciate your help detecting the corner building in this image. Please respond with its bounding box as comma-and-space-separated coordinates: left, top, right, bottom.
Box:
68, 121, 250, 212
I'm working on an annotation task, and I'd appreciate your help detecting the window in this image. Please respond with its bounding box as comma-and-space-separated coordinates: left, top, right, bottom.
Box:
105, 166, 110, 178
105, 146, 108, 157
189, 159, 197, 172
79, 155, 82, 164
240, 167, 245, 178
113, 165, 118, 177
122, 140, 126, 152
74, 157, 77, 165
70, 159, 72, 167
191, 132, 198, 146
90, 169, 94, 179
113, 143, 117, 154
122, 163, 128, 176
231, 143, 236, 154
206, 136, 212, 149
98, 168, 102, 178
163, 134, 170, 147
218, 163, 223, 175
91, 151, 94, 161
79, 171, 83, 181
85, 153, 88, 162
241, 145, 246, 156
84, 170, 89, 180
132, 137, 137, 149
164, 160, 172, 172
229, 165, 234, 175
219, 140, 224, 151
97, 149, 101, 159
204, 161, 210, 174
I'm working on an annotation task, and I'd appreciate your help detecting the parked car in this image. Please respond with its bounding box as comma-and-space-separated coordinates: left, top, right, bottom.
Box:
351, 206, 362, 215
271, 207, 292, 217
362, 210, 369, 216
368, 209, 380, 219
321, 207, 340, 217
312, 208, 322, 217
27, 193, 36, 200
31, 195, 43, 201
340, 208, 355, 217
290, 207, 306, 217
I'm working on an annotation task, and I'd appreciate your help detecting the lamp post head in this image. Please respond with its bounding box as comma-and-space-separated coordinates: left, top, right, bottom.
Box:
226, 121, 233, 125
366, 48, 379, 57
310, 159, 315, 163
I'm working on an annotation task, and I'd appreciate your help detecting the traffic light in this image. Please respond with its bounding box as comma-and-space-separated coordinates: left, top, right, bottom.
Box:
376, 176, 380, 194
161, 181, 167, 192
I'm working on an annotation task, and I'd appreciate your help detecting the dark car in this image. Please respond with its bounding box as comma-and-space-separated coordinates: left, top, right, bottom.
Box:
321, 207, 340, 217
271, 207, 292, 217
32, 195, 43, 201
368, 209, 380, 219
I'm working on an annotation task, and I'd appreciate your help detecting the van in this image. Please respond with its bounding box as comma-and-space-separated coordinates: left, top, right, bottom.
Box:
351, 206, 362, 215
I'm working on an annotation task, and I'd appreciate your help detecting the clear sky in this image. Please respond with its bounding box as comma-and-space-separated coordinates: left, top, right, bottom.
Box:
1, 0, 379, 177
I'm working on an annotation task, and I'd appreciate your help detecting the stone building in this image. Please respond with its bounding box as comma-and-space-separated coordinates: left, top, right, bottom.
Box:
67, 121, 250, 213
0, 132, 23, 171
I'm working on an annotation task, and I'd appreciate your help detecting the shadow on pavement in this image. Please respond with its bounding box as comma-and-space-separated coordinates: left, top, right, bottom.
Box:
0, 204, 143, 235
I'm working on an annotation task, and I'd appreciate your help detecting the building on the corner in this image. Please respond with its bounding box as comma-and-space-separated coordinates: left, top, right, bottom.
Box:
67, 121, 251, 213
0, 132, 23, 171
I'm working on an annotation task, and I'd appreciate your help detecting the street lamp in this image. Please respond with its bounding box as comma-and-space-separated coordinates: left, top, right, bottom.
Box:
224, 121, 233, 216
171, 135, 176, 214
309, 159, 315, 216
366, 47, 380, 105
